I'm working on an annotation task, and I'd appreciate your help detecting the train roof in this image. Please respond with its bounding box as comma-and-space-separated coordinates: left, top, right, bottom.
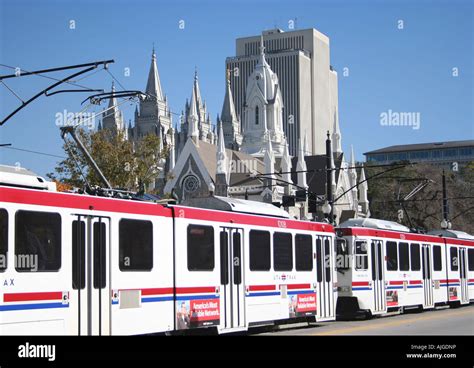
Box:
0, 164, 56, 191
427, 229, 474, 240
180, 195, 290, 219
338, 218, 411, 232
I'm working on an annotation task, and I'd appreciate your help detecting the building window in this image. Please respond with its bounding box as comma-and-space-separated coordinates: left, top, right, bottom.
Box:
355, 241, 368, 270
433, 245, 442, 271
15, 210, 61, 272
410, 243, 421, 271
450, 247, 458, 271
249, 230, 270, 271
399, 242, 410, 271
255, 105, 259, 125
119, 219, 153, 271
187, 225, 214, 271
0, 209, 7, 272
295, 234, 313, 271
273, 232, 293, 271
386, 241, 398, 271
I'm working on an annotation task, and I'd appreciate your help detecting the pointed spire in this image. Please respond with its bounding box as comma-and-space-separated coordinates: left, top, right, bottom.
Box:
332, 110, 342, 154
349, 144, 357, 187
158, 126, 164, 151
146, 47, 164, 100
359, 166, 370, 215
221, 73, 238, 124
296, 138, 307, 189
264, 134, 275, 187
216, 121, 228, 176
188, 81, 199, 143
281, 138, 293, 195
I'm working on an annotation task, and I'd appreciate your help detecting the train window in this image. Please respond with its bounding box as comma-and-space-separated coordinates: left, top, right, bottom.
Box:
468, 249, 474, 272
119, 219, 153, 271
336, 238, 348, 270
220, 231, 229, 284
187, 225, 214, 271
433, 245, 442, 271
386, 241, 398, 271
295, 234, 313, 271
249, 230, 271, 271
399, 242, 409, 271
15, 210, 61, 272
94, 222, 106, 288
72, 220, 85, 289
450, 247, 458, 271
0, 209, 7, 272
355, 241, 368, 270
410, 243, 421, 271
324, 238, 331, 281
316, 238, 322, 282
233, 232, 242, 285
273, 232, 293, 271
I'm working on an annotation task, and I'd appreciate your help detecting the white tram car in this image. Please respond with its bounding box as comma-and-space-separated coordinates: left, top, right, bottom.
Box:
336, 218, 474, 318
0, 166, 337, 335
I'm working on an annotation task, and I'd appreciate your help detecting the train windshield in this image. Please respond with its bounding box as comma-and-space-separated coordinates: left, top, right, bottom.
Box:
335, 237, 349, 270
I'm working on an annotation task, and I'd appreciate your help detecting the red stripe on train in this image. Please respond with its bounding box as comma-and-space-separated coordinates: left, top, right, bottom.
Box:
4, 291, 63, 302
409, 280, 423, 285
286, 283, 312, 290
175, 287, 216, 294
352, 281, 370, 286
249, 285, 276, 291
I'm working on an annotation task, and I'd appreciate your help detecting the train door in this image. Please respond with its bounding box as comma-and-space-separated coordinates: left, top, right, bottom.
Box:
72, 215, 110, 335
421, 244, 434, 308
219, 227, 245, 331
371, 240, 386, 313
459, 247, 469, 304
316, 236, 335, 321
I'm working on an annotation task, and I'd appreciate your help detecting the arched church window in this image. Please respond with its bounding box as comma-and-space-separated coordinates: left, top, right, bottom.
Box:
255, 106, 259, 125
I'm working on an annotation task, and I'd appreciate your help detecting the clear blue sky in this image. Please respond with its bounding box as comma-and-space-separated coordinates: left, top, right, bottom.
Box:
0, 0, 473, 177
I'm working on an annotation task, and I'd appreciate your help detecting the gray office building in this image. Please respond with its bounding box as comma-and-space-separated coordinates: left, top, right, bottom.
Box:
225, 28, 340, 157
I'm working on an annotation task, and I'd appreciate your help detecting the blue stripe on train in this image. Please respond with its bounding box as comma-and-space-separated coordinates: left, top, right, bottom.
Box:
0, 302, 69, 312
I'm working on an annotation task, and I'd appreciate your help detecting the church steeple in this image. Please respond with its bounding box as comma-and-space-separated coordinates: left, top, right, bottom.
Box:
188, 80, 199, 144
146, 47, 164, 100
221, 70, 242, 150
215, 121, 229, 197
296, 137, 308, 189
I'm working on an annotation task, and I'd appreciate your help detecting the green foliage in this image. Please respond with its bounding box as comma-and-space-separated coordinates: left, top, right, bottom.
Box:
47, 129, 166, 192
366, 161, 474, 234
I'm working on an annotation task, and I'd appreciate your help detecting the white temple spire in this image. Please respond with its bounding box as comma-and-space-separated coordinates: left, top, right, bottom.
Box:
146, 47, 164, 100
296, 138, 307, 189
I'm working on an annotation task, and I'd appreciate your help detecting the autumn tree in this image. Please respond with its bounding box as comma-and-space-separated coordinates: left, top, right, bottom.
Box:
48, 128, 166, 193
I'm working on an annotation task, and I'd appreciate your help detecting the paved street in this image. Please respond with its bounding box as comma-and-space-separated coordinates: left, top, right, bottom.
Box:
253, 304, 474, 335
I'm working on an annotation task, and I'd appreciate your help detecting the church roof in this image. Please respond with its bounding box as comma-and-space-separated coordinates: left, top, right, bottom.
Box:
193, 140, 264, 187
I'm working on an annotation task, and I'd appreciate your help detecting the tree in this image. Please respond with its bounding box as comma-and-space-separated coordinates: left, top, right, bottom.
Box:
366, 162, 474, 234
48, 128, 166, 193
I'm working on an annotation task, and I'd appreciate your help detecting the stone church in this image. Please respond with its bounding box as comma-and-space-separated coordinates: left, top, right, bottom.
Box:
99, 38, 370, 223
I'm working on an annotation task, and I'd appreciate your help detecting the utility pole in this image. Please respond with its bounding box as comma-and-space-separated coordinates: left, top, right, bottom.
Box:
325, 131, 334, 223
442, 169, 449, 228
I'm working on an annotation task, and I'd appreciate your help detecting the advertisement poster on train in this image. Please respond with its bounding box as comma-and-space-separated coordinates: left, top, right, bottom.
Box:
289, 293, 317, 317
176, 299, 220, 329
448, 287, 458, 301
386, 290, 398, 306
